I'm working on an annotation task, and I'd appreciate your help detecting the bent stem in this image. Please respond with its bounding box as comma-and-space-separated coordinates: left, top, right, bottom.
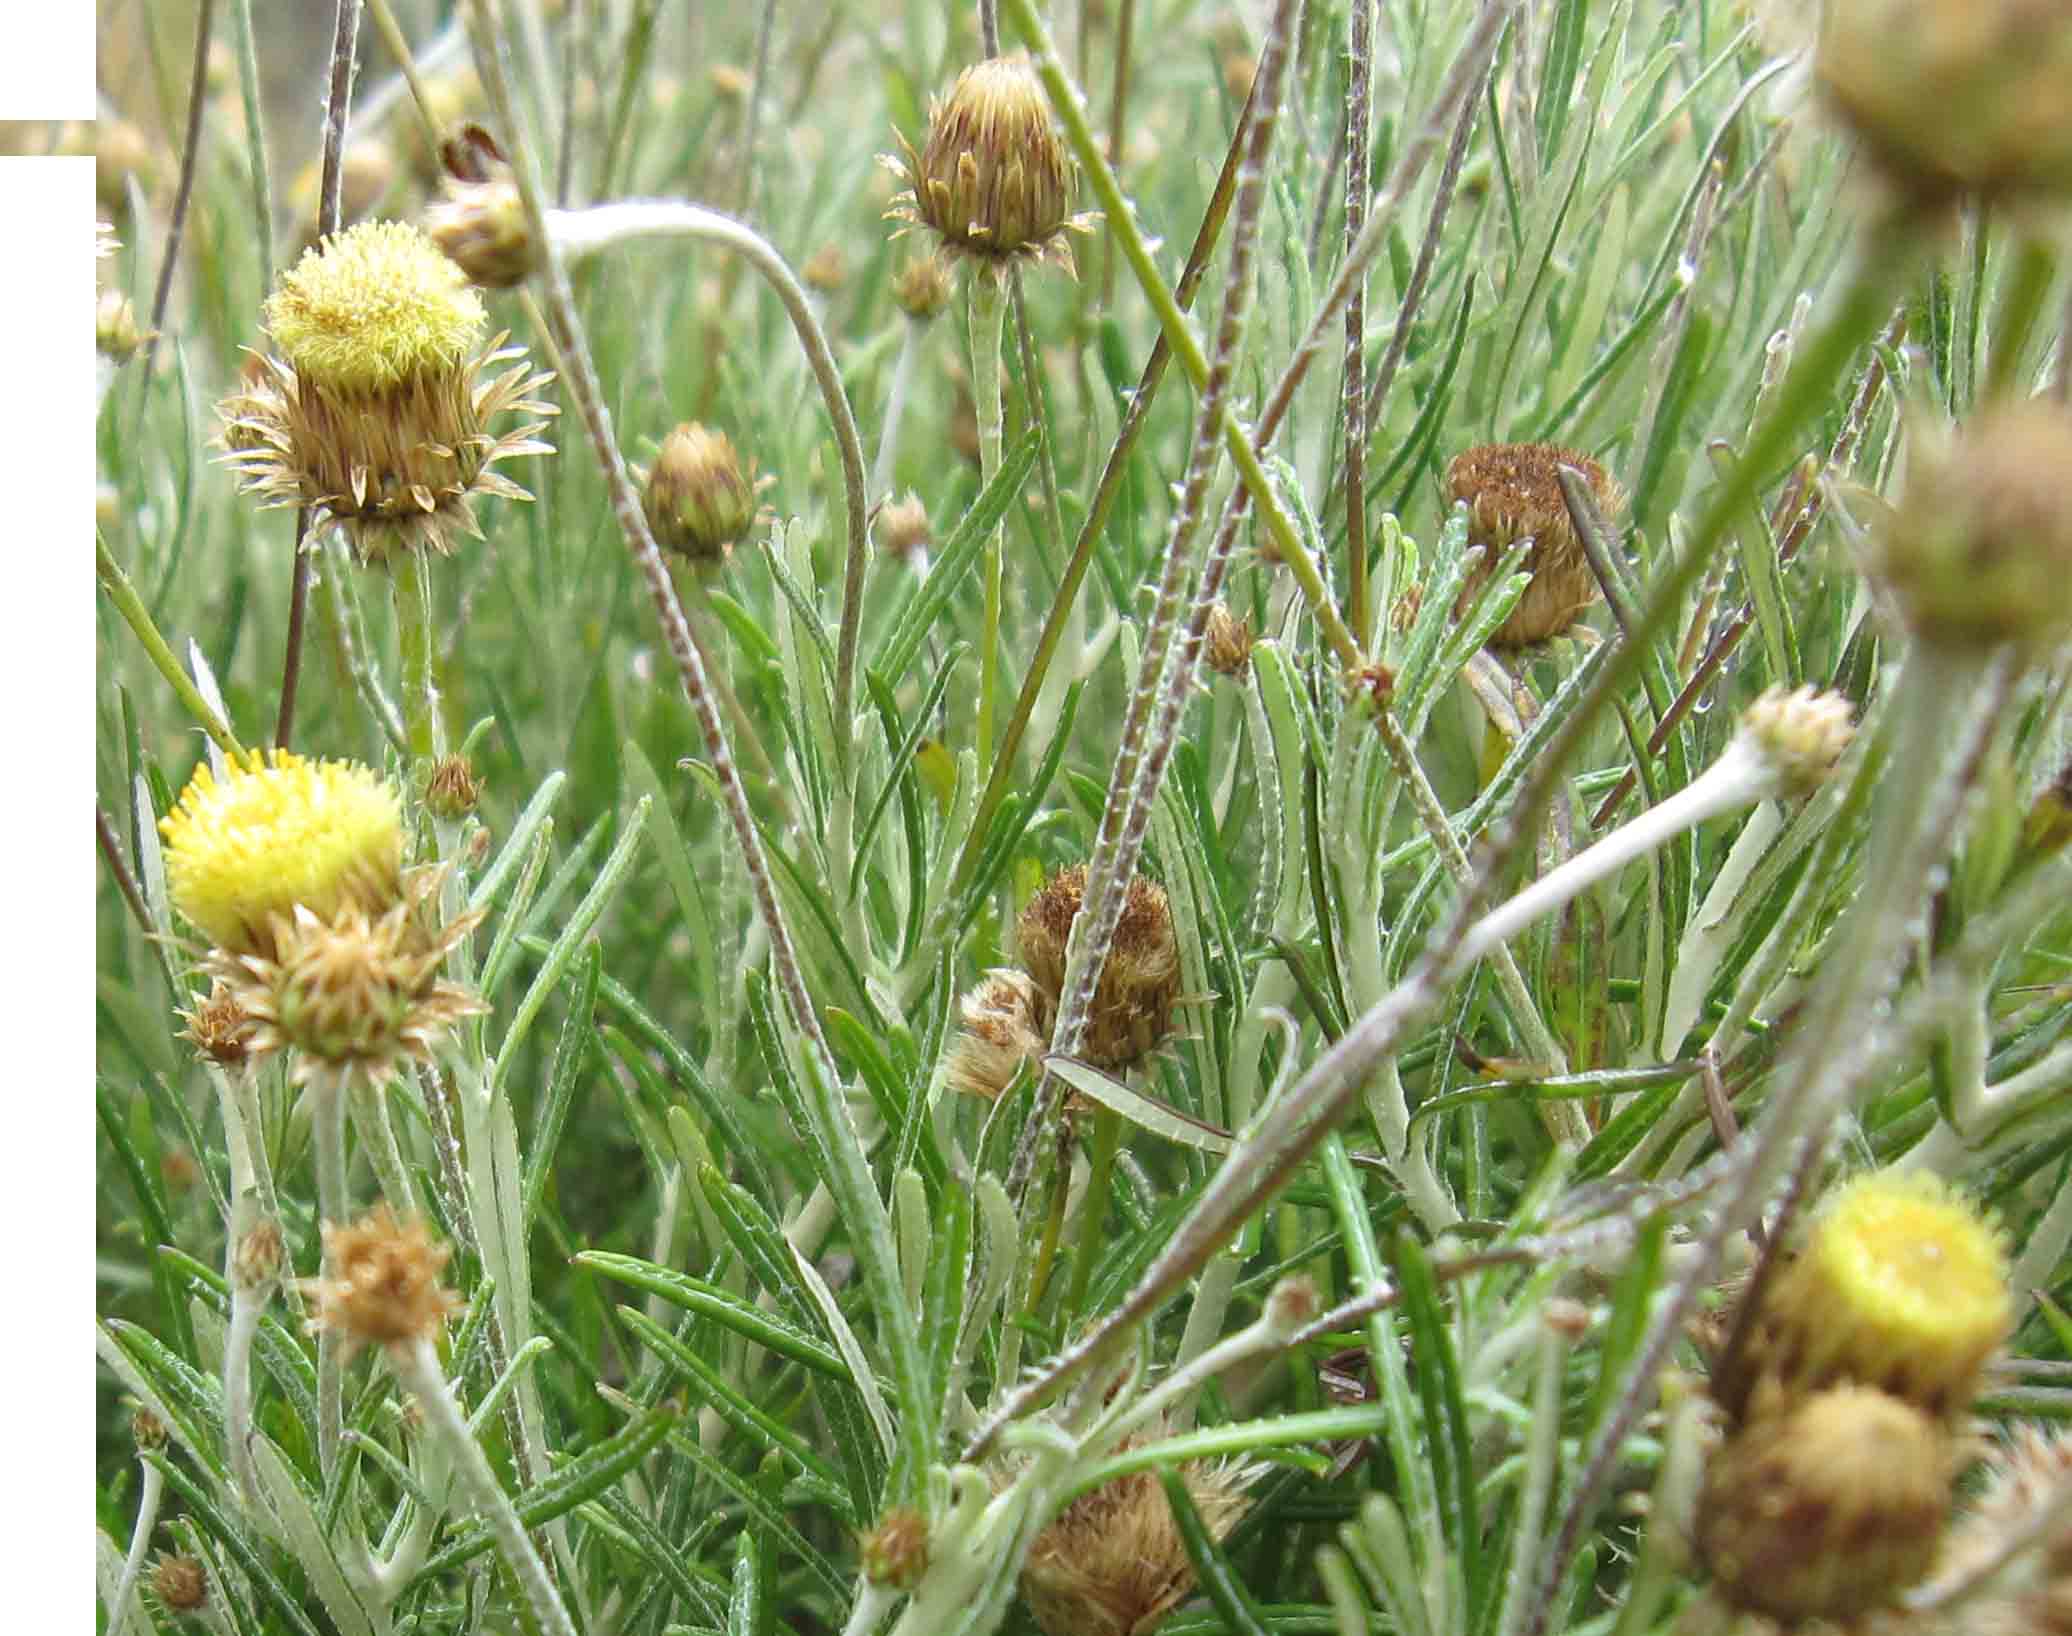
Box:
387, 1335, 579, 1636
546, 199, 871, 784
105, 1455, 164, 1635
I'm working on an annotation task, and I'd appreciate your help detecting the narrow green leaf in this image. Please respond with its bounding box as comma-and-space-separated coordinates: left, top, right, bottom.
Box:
572, 1252, 853, 1381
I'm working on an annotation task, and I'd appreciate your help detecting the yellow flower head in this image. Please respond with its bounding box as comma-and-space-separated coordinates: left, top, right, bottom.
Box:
265, 220, 485, 395
160, 752, 404, 959
1720, 1169, 2012, 1420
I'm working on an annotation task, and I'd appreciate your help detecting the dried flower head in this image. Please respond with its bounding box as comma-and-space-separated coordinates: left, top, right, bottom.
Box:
1816, 0, 2072, 208
1021, 1443, 1254, 1636
1876, 401, 2072, 655
1445, 442, 1625, 647
878, 492, 933, 561
231, 884, 487, 1094
860, 1505, 931, 1591
160, 752, 404, 961
1927, 1421, 2072, 1615
424, 754, 484, 820
1718, 1169, 2011, 1422
181, 980, 255, 1070
946, 969, 1049, 1100
218, 220, 555, 561
149, 1552, 209, 1614
1017, 866, 1182, 1073
891, 252, 955, 321
423, 125, 536, 290
885, 53, 1095, 276
644, 422, 760, 563
1698, 1384, 1951, 1622
304, 1206, 462, 1356
1738, 685, 1856, 798
1203, 604, 1254, 679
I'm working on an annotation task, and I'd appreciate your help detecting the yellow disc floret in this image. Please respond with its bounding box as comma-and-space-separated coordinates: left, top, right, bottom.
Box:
1724, 1169, 2012, 1420
160, 751, 404, 958
265, 221, 486, 394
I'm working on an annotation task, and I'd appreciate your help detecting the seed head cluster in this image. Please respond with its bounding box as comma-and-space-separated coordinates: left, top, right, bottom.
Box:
304, 1205, 463, 1357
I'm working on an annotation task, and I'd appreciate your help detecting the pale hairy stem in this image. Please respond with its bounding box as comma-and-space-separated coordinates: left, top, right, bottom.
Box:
969, 274, 1008, 770
104, 1459, 164, 1635
312, 1079, 349, 1485
225, 1293, 264, 1509
872, 315, 927, 497
389, 1337, 578, 1636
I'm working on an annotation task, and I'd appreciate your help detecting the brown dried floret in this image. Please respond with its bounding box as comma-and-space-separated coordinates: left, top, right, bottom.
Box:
149, 1552, 208, 1614
1445, 442, 1625, 647
303, 1205, 463, 1356
1016, 866, 1181, 1073
946, 969, 1049, 1100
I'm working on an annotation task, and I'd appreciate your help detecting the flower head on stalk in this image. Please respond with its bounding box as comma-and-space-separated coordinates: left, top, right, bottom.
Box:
217, 220, 555, 563
884, 54, 1096, 280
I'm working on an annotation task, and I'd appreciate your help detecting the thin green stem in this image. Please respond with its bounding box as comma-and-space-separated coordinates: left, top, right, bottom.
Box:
97, 537, 246, 757
1063, 1106, 1122, 1321
970, 274, 1008, 770
312, 1080, 350, 1484
394, 550, 443, 764
226, 0, 274, 285
389, 1337, 579, 1636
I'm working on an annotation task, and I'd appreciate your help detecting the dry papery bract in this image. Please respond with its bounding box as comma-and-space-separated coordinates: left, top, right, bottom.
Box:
1017, 865, 1184, 1073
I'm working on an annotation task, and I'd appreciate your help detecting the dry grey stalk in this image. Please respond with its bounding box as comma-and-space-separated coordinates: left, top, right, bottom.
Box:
1004, 0, 1301, 1210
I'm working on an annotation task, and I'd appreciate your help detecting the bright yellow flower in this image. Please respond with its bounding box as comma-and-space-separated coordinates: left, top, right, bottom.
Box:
159, 751, 403, 958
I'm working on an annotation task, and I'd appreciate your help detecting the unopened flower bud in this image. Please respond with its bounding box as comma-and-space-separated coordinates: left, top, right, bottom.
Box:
892, 252, 954, 321
878, 492, 932, 561
233, 1219, 285, 1293
1698, 1384, 1950, 1622
887, 53, 1093, 275
1816, 0, 2072, 207
424, 754, 483, 820
1876, 402, 2072, 655
150, 1552, 209, 1614
97, 288, 148, 362
182, 981, 255, 1070
860, 1505, 930, 1591
1203, 604, 1253, 679
1738, 685, 1855, 798
424, 125, 535, 289
131, 1405, 168, 1451
644, 423, 758, 562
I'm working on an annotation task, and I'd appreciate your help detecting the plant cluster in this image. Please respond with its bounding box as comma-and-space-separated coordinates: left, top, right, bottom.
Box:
95, 2, 2070, 1635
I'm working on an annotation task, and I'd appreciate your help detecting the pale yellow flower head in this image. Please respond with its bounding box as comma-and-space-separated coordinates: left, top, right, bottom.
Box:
265, 220, 485, 395
160, 751, 404, 958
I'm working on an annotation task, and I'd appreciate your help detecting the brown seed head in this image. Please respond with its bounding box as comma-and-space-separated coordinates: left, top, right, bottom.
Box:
1016, 866, 1182, 1072
1445, 442, 1625, 647
645, 423, 758, 563
1817, 0, 2072, 208
182, 980, 255, 1070
150, 1552, 209, 1614
1927, 1421, 2072, 1611
1021, 1441, 1253, 1636
888, 54, 1093, 275
1697, 1384, 1951, 1622
1877, 401, 2072, 655
305, 1205, 462, 1355
860, 1505, 932, 1591
424, 754, 484, 821
1203, 604, 1254, 679
947, 969, 1049, 1100
892, 252, 955, 321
